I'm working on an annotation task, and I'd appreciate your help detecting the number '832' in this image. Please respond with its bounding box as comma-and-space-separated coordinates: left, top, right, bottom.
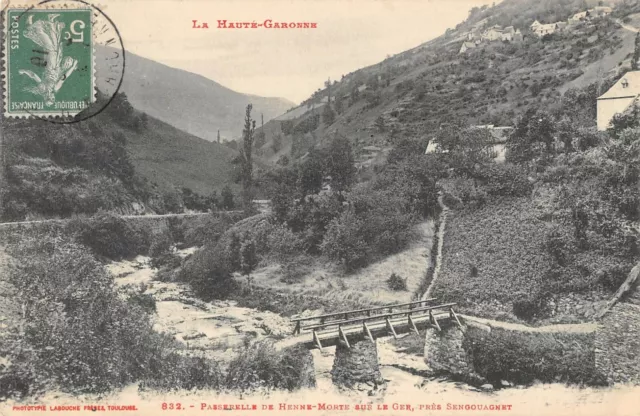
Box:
161, 403, 182, 410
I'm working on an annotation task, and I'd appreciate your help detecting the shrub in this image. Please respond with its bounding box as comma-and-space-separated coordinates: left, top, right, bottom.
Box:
225, 342, 314, 392
387, 273, 407, 291
481, 164, 532, 197
3, 236, 160, 396
544, 229, 567, 266
183, 214, 235, 247
178, 246, 237, 300
122, 286, 157, 314
66, 211, 150, 259
597, 264, 629, 291
149, 229, 175, 268
512, 291, 550, 322
141, 342, 222, 392
321, 210, 369, 272
240, 239, 258, 277
266, 223, 305, 261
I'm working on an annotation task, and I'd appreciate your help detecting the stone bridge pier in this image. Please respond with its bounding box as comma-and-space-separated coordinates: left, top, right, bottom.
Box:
330, 339, 385, 390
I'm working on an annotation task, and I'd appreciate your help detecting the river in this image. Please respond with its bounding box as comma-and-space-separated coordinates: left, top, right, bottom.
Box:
4, 252, 636, 416
102, 253, 640, 416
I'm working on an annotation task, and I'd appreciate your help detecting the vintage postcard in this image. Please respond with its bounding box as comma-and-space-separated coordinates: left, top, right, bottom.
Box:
1, 0, 640, 415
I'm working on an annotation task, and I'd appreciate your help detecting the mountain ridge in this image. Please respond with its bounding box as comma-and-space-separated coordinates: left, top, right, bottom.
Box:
96, 46, 296, 141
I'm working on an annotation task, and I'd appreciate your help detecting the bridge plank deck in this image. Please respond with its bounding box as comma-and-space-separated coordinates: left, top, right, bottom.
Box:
297, 311, 453, 348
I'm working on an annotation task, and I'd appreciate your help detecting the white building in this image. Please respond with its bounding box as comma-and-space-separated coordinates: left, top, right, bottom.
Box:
568, 11, 590, 24
459, 41, 477, 54
482, 25, 504, 41
501, 26, 516, 41
592, 6, 613, 17
531, 22, 557, 36
597, 72, 640, 131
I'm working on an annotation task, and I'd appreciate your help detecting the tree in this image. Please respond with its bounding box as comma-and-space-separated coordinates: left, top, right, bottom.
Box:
221, 185, 234, 210
608, 105, 640, 139
322, 104, 336, 125
350, 86, 360, 105
326, 135, 356, 193
255, 114, 266, 148
272, 133, 283, 153
297, 148, 325, 196
387, 138, 425, 164
434, 124, 494, 180
374, 115, 385, 132
223, 140, 238, 151
506, 109, 556, 163
255, 131, 267, 149
334, 95, 344, 115
324, 77, 332, 104
227, 232, 242, 272
241, 104, 256, 214
633, 32, 640, 70
138, 113, 149, 131
240, 239, 258, 278
557, 118, 574, 153
276, 154, 289, 166
217, 129, 221, 143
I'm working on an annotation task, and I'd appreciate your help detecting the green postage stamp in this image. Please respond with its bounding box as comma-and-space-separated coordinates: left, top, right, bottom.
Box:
4, 7, 94, 117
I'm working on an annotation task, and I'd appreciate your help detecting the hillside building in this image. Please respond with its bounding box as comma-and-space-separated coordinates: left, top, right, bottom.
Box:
592, 6, 613, 17
568, 10, 590, 24
482, 25, 504, 41
531, 21, 558, 36
459, 41, 477, 54
467, 32, 480, 41
597, 71, 640, 131
568, 7, 611, 25
501, 26, 515, 41
513, 29, 524, 42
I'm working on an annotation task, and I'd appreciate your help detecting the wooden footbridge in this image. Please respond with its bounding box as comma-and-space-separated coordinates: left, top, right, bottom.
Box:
288, 299, 462, 350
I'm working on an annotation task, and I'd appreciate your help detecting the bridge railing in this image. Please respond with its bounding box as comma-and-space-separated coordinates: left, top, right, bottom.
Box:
291, 298, 437, 335
300, 302, 461, 350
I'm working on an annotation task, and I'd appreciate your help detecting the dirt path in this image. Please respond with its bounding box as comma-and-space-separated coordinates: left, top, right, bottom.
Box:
616, 18, 640, 33
460, 314, 597, 333
422, 194, 448, 301
0, 211, 242, 228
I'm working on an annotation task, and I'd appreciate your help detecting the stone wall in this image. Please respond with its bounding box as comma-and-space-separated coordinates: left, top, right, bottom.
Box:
424, 317, 599, 386
423, 320, 487, 385
283, 345, 317, 389
595, 302, 640, 384
331, 339, 384, 389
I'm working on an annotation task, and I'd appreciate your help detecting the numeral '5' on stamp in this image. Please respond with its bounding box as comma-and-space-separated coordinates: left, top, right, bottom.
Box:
4, 8, 94, 117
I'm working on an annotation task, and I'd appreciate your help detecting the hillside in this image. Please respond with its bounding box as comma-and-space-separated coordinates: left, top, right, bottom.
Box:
1, 92, 240, 221
125, 111, 239, 196
96, 47, 295, 141
253, 0, 635, 166
239, 0, 640, 327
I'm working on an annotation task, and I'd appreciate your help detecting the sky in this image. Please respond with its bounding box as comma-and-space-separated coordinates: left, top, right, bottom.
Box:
102, 0, 496, 104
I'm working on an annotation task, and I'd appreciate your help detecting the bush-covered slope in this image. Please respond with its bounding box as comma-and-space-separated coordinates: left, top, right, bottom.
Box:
431, 119, 640, 325
1, 92, 240, 221
254, 0, 633, 166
